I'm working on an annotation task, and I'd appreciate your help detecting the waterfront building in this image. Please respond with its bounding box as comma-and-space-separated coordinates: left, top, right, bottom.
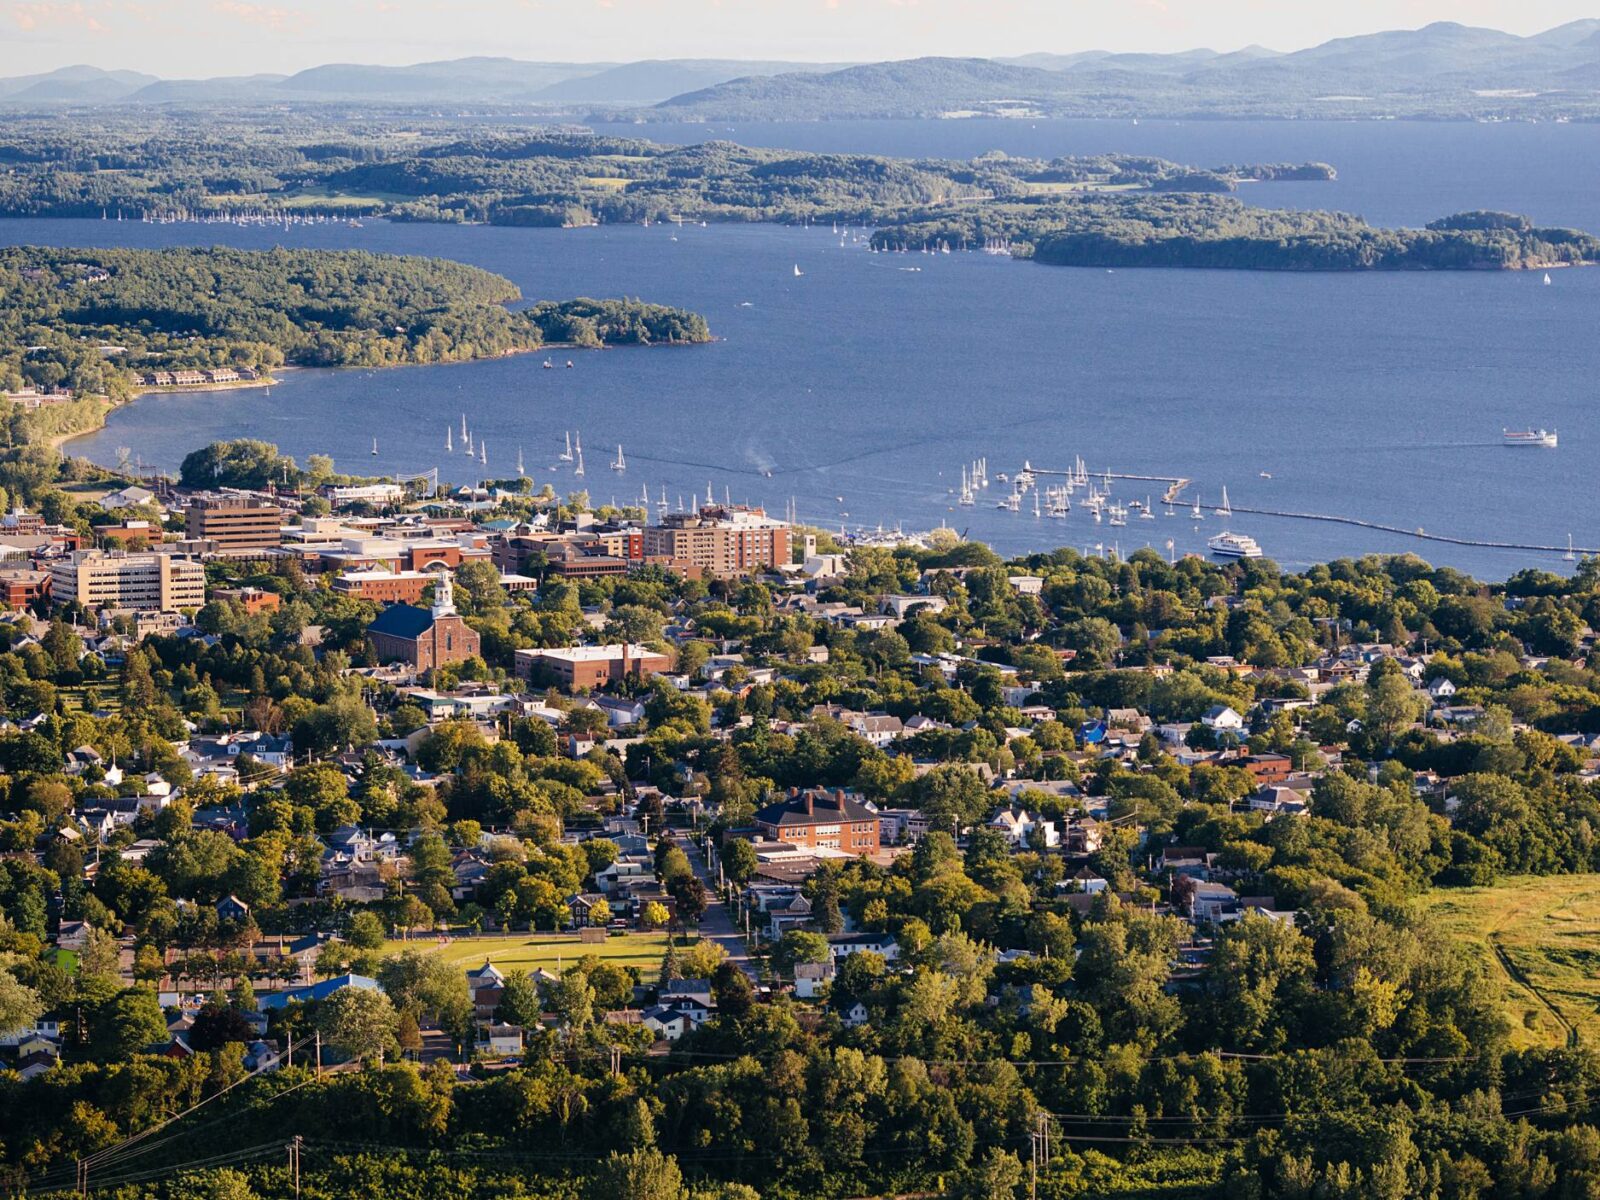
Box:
641, 505, 790, 579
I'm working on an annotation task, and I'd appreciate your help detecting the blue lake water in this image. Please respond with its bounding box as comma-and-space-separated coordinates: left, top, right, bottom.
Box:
6, 118, 1599, 578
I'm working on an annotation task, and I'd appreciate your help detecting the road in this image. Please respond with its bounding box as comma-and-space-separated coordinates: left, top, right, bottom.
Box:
684, 838, 758, 980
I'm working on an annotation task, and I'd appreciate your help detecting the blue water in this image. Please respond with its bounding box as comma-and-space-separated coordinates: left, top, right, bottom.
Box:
6, 118, 1599, 578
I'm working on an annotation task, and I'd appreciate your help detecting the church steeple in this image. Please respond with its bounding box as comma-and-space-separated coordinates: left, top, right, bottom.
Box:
431, 569, 455, 619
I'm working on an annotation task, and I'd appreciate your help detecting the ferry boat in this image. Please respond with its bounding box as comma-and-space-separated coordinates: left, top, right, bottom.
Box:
1503, 427, 1558, 448
1208, 531, 1263, 559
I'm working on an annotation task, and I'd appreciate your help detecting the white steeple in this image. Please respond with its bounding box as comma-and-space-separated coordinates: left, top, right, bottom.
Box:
431, 569, 455, 619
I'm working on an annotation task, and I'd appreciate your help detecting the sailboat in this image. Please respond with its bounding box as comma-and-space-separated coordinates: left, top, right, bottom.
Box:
574, 445, 585, 478
793, 264, 804, 277
371, 438, 379, 456
445, 427, 453, 453
1566, 534, 1577, 562
1545, 272, 1553, 285
1191, 498, 1204, 520
479, 442, 487, 467
1140, 495, 1156, 520
1216, 486, 1232, 518
516, 447, 525, 476
560, 431, 573, 462
611, 445, 626, 473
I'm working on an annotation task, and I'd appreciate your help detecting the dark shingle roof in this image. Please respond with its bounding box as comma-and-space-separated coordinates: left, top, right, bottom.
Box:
367, 604, 434, 641
754, 789, 875, 828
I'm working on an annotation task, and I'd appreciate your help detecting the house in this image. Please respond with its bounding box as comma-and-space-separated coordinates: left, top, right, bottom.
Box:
987, 807, 1059, 849
232, 734, 292, 769
566, 892, 610, 928
843, 712, 904, 748
794, 960, 836, 999
1426, 677, 1458, 701
834, 995, 870, 1028
216, 895, 251, 922
660, 978, 713, 1008
1185, 881, 1240, 923
1201, 705, 1245, 733
826, 932, 899, 963
475, 1024, 525, 1056
242, 1039, 282, 1073
466, 961, 505, 1019
1065, 867, 1109, 895
641, 1005, 693, 1041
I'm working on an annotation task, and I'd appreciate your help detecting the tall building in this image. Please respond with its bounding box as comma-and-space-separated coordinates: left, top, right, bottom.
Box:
49, 551, 206, 613
184, 495, 283, 552
641, 505, 790, 579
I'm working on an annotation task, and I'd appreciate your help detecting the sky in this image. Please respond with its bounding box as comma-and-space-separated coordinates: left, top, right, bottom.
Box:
4, 0, 1598, 77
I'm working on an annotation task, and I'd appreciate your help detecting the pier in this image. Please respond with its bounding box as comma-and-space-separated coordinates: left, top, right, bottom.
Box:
1227, 504, 1598, 557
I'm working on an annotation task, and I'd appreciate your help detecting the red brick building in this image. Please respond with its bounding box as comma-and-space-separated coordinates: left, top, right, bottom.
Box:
753, 789, 881, 855
365, 573, 481, 671
514, 643, 671, 690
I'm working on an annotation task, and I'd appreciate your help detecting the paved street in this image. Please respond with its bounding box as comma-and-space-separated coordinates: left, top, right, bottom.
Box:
684, 838, 758, 979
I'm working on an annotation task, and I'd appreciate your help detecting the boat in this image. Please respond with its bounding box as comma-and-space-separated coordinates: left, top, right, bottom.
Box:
370, 438, 378, 456
566, 361, 574, 369
446, 428, 453, 453
1216, 486, 1232, 517
1545, 272, 1553, 285
611, 445, 626, 473
1259, 471, 1272, 479
793, 264, 804, 277
480, 443, 487, 466
1190, 499, 1204, 520
560, 431, 573, 462
1140, 496, 1156, 520
1503, 427, 1558, 448
517, 448, 525, 476
1208, 531, 1263, 559
542, 359, 554, 369
574, 446, 585, 478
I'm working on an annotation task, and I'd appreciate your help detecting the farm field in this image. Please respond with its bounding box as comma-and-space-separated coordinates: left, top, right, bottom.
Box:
1422, 875, 1600, 1050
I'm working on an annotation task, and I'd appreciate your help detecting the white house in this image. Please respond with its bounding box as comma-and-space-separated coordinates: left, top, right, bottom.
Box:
1426, 677, 1458, 702
987, 807, 1060, 849
794, 960, 836, 999
1200, 705, 1245, 733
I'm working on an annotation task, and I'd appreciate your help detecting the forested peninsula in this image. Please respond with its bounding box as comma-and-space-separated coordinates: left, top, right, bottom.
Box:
0, 246, 711, 400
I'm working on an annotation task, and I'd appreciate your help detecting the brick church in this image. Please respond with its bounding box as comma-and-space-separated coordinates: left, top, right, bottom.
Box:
366, 570, 480, 671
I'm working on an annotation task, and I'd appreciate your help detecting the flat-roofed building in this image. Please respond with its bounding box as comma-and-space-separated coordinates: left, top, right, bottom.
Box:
333, 568, 434, 605
514, 644, 671, 690
184, 495, 282, 552
49, 551, 205, 614
642, 505, 789, 579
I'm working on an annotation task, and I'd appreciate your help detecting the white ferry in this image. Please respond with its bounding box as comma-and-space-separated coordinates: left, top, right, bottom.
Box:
1503, 427, 1558, 448
1208, 531, 1263, 559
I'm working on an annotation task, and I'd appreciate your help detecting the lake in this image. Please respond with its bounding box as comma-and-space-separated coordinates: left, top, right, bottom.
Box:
7, 118, 1599, 579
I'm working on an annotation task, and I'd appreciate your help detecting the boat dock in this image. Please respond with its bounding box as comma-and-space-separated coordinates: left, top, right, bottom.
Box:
1028, 467, 1191, 505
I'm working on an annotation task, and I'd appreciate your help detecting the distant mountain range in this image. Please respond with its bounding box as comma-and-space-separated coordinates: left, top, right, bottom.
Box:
0, 57, 844, 107
7, 21, 1600, 117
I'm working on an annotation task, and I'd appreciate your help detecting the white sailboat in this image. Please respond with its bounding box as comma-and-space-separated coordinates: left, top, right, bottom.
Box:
1545, 272, 1553, 285
479, 442, 487, 467
1140, 495, 1156, 520
560, 431, 574, 462
517, 447, 525, 476
371, 438, 378, 456
611, 445, 626, 473
445, 427, 453, 453
1216, 486, 1232, 517
1191, 497, 1204, 520
574, 445, 585, 477
793, 264, 804, 277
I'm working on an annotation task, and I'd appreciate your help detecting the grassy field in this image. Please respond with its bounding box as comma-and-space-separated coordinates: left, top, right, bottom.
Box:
1422, 875, 1600, 1050
381, 931, 673, 977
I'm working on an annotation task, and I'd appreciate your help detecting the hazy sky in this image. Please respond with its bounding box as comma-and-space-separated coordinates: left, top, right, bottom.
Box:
5, 0, 1598, 77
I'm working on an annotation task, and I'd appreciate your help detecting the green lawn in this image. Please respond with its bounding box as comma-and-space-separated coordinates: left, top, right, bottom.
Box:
1421, 875, 1600, 1049
381, 931, 673, 977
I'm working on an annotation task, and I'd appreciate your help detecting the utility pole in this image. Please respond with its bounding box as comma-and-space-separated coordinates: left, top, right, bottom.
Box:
609, 1045, 622, 1075
76, 1159, 87, 1197
313, 1031, 321, 1078
288, 1136, 302, 1200
1030, 1111, 1049, 1200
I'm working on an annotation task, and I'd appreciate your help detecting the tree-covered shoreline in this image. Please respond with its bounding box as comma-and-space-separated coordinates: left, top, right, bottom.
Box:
0, 246, 711, 400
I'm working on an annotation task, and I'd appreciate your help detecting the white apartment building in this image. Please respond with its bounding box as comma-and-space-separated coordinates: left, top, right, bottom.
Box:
49, 551, 206, 613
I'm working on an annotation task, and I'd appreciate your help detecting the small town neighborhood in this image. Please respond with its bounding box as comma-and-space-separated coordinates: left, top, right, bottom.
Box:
0, 451, 1596, 1200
